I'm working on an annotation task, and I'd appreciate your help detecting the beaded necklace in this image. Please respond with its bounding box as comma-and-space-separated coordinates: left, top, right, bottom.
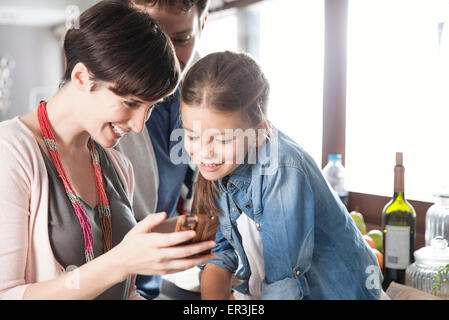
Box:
37, 101, 112, 262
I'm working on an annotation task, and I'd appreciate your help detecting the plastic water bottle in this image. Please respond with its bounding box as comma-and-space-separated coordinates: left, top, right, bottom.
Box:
322, 154, 349, 208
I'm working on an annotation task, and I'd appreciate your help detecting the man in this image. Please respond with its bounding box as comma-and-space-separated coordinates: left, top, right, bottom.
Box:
114, 0, 209, 299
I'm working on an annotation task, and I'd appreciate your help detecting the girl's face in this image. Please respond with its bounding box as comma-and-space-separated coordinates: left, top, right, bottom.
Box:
180, 102, 257, 181
84, 84, 160, 148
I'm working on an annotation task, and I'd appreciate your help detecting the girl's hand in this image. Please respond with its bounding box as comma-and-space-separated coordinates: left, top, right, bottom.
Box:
201, 264, 233, 300
110, 212, 216, 281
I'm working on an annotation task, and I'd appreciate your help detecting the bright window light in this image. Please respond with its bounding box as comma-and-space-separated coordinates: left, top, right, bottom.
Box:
197, 11, 238, 57
198, 0, 325, 166
258, 0, 324, 166
346, 0, 449, 202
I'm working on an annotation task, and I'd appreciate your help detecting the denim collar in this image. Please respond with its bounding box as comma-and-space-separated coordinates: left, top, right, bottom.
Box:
216, 162, 252, 194
215, 132, 276, 193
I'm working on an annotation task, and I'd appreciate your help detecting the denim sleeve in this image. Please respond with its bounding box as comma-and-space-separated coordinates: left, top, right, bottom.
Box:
199, 225, 239, 273
259, 166, 315, 299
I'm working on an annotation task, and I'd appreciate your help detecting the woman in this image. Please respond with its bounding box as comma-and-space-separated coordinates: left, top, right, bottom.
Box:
0, 1, 215, 300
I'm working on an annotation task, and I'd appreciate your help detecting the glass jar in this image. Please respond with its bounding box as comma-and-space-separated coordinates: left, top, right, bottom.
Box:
425, 192, 449, 246
405, 237, 449, 299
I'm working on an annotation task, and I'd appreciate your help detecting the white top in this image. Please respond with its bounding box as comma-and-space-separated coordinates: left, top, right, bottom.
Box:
114, 127, 158, 221
233, 213, 265, 300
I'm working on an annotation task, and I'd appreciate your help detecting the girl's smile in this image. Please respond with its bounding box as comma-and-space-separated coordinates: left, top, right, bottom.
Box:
199, 161, 224, 172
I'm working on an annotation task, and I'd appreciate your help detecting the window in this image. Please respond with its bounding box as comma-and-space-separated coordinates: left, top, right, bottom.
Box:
258, 0, 324, 165
197, 0, 325, 165
197, 10, 239, 56
346, 0, 449, 202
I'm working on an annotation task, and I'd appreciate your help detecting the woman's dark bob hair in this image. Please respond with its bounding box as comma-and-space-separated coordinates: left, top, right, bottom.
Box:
62, 0, 180, 102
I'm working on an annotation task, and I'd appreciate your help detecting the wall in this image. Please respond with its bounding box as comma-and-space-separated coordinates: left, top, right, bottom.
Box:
0, 25, 62, 121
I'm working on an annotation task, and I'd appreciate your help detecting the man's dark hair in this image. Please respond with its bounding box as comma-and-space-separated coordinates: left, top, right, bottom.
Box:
133, 0, 209, 17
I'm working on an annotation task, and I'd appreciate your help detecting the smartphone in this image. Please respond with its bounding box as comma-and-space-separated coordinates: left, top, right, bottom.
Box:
152, 214, 220, 247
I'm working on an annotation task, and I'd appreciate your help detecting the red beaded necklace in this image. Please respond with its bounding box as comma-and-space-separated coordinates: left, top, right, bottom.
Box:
37, 101, 112, 263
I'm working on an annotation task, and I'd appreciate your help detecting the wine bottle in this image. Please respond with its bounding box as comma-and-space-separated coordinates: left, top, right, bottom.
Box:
382, 152, 416, 290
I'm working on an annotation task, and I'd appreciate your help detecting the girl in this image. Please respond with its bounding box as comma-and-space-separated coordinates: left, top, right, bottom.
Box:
180, 51, 383, 299
0, 1, 215, 300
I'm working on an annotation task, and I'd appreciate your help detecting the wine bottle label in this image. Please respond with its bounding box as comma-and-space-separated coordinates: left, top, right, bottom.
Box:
385, 225, 410, 269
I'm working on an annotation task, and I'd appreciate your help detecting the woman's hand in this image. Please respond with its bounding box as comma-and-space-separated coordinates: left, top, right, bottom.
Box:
110, 212, 216, 281
22, 212, 215, 300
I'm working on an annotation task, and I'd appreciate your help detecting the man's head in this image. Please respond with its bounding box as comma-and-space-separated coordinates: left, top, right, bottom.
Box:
131, 0, 209, 72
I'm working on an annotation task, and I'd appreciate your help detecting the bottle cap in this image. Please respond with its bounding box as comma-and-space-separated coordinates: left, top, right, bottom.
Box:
328, 154, 342, 162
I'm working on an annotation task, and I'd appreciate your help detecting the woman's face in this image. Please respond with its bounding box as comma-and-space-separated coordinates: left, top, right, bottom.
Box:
84, 84, 160, 148
180, 102, 257, 181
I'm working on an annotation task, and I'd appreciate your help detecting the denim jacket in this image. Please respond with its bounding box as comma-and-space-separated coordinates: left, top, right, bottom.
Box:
205, 129, 383, 300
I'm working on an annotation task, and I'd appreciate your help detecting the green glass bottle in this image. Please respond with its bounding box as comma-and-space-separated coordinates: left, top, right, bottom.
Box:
382, 152, 416, 290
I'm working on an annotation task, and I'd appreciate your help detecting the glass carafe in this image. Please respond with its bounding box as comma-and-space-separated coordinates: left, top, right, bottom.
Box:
425, 193, 449, 246
405, 237, 449, 299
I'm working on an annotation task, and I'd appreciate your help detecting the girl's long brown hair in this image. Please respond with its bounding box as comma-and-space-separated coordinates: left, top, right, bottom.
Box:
181, 51, 270, 216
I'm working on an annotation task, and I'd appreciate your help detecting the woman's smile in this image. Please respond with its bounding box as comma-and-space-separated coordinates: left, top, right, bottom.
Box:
110, 123, 128, 138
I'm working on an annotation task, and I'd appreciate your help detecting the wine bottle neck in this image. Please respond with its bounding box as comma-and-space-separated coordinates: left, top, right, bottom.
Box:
393, 191, 405, 201
394, 165, 405, 193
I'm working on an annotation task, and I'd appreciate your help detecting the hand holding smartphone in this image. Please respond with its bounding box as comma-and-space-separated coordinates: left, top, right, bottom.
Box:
152, 214, 220, 254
